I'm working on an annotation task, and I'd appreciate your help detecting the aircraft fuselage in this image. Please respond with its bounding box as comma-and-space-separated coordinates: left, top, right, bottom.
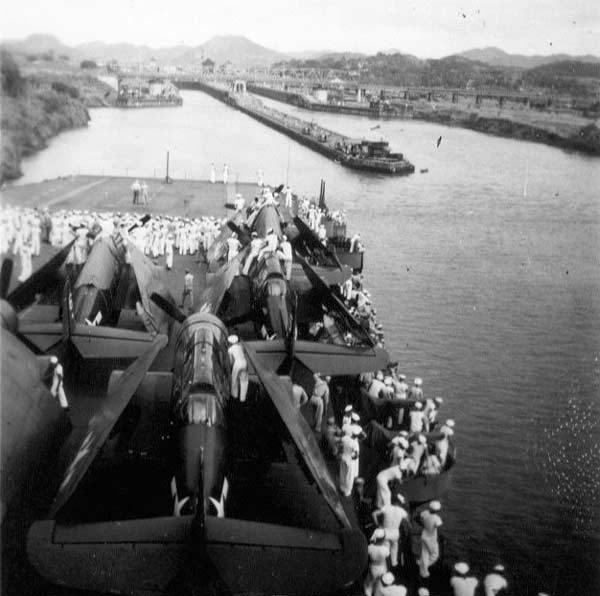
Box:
72, 237, 125, 326
171, 313, 231, 514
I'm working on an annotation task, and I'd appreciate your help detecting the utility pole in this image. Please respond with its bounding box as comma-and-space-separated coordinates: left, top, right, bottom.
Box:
165, 149, 171, 183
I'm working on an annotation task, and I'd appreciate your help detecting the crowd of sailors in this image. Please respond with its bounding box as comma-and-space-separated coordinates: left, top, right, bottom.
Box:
0, 204, 225, 280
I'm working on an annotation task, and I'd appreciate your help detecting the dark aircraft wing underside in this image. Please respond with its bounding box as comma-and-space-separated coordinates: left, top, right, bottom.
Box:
19, 321, 156, 359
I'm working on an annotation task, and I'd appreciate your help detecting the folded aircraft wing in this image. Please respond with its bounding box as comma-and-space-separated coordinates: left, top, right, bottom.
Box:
291, 216, 341, 269
200, 247, 250, 319
207, 211, 246, 265
49, 334, 168, 516
7, 239, 75, 311
127, 242, 174, 334
243, 343, 351, 529
295, 253, 374, 347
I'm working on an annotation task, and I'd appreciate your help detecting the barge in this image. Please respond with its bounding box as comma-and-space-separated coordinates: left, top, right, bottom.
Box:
176, 80, 414, 176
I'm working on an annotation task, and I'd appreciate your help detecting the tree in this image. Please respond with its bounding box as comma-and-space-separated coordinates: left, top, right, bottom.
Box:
1, 50, 24, 97
80, 60, 97, 69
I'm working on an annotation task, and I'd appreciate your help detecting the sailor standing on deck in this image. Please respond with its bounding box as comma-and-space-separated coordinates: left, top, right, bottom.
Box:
210, 163, 216, 184
364, 529, 390, 596
372, 493, 410, 569
373, 572, 406, 596
483, 565, 508, 596
408, 377, 424, 401
222, 164, 229, 185
226, 232, 241, 263
243, 232, 263, 275
309, 372, 329, 432
181, 269, 194, 311
339, 425, 358, 496
284, 185, 293, 208
276, 234, 293, 280
227, 335, 248, 402
49, 356, 69, 410
418, 501, 443, 579
450, 562, 479, 596
409, 401, 425, 434
258, 227, 279, 260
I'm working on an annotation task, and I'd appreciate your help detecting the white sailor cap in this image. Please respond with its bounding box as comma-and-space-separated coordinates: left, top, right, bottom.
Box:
228, 335, 239, 344
429, 500, 442, 512
267, 228, 274, 233
251, 231, 258, 237
50, 355, 58, 364
494, 564, 505, 572
454, 562, 469, 575
371, 528, 385, 542
344, 405, 353, 413
351, 412, 361, 422
376, 371, 384, 381
418, 588, 429, 596
445, 419, 455, 428
434, 397, 443, 404
399, 430, 409, 437
381, 572, 394, 586
391, 436, 402, 445
441, 426, 454, 437
384, 376, 393, 386
414, 377, 423, 386
414, 401, 423, 409
396, 493, 406, 505
399, 374, 406, 380
354, 477, 365, 486
398, 437, 409, 449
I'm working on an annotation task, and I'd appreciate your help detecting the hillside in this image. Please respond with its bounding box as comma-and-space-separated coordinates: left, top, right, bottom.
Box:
458, 46, 600, 69
1, 50, 115, 182
190, 35, 287, 67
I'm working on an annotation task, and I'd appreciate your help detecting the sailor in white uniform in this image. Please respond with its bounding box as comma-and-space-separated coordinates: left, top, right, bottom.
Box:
49, 355, 69, 410
227, 335, 248, 402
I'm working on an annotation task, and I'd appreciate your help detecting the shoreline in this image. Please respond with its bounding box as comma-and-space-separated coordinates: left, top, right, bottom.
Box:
239, 83, 600, 156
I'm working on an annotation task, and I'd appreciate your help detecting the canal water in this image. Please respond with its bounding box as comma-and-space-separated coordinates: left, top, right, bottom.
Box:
16, 90, 600, 595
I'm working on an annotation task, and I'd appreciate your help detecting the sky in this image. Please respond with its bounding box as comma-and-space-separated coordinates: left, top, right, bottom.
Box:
1, 0, 598, 58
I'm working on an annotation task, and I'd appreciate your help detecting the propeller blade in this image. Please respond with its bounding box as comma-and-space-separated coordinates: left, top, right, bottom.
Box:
295, 252, 374, 347
243, 342, 352, 530
7, 239, 75, 311
1, 259, 13, 299
150, 293, 186, 324
127, 214, 151, 233
226, 221, 251, 246
49, 333, 168, 516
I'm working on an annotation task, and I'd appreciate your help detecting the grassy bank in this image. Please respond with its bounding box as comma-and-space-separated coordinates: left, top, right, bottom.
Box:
1, 51, 116, 183
406, 101, 600, 155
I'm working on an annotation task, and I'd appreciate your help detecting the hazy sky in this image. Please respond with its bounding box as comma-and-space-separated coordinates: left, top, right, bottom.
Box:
1, 0, 598, 58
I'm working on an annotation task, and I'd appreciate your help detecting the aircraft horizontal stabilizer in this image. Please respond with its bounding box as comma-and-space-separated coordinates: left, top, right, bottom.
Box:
28, 515, 365, 596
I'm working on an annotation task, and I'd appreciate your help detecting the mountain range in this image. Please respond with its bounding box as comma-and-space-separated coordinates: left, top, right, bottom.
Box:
2, 34, 599, 69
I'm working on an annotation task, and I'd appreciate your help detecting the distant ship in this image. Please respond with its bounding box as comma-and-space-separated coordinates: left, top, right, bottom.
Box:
116, 77, 183, 108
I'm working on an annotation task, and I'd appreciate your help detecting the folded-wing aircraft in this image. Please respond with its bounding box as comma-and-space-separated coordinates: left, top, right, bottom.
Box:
27, 313, 368, 596
17, 235, 175, 361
